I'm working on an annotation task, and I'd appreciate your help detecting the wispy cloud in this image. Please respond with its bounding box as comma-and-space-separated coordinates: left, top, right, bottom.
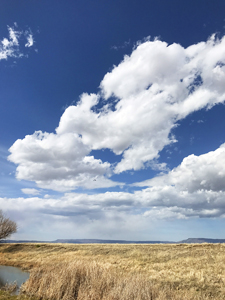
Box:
111, 39, 131, 50
25, 32, 34, 48
0, 24, 35, 61
21, 188, 40, 195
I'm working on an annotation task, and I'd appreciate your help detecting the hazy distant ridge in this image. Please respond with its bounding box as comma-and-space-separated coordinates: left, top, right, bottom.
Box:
2, 238, 225, 244
53, 238, 225, 244
180, 238, 225, 243
53, 239, 173, 244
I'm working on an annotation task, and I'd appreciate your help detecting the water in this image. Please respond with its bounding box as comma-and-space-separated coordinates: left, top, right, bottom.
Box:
0, 265, 29, 294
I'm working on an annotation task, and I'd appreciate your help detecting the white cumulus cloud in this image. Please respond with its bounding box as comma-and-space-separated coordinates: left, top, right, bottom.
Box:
8, 130, 120, 192
57, 34, 225, 173
2, 184, 225, 240
8, 34, 225, 192
134, 143, 225, 193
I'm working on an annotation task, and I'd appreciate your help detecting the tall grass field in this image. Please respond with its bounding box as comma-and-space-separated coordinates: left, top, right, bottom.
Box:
0, 243, 225, 299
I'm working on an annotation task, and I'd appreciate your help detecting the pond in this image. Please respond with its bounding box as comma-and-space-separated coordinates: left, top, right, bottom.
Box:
0, 265, 29, 294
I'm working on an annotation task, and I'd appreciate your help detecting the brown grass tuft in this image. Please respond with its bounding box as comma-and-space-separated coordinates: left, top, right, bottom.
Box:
21, 260, 215, 300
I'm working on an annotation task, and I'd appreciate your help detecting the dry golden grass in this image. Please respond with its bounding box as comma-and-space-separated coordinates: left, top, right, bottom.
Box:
0, 243, 225, 299
0, 289, 38, 300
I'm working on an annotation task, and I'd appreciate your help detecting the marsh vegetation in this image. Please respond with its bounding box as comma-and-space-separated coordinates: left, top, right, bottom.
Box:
0, 243, 225, 299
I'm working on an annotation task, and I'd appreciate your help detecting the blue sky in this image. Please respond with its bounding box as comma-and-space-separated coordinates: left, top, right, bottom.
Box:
1, 0, 225, 241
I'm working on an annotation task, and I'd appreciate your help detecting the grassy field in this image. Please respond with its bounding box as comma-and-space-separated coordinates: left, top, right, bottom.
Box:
0, 243, 225, 299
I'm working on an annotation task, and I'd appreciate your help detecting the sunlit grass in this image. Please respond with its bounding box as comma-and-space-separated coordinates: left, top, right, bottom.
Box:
0, 289, 37, 299
0, 243, 225, 299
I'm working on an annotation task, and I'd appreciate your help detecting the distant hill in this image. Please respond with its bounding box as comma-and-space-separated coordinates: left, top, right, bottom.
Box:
0, 239, 49, 243
53, 239, 173, 244
1, 238, 173, 244
179, 238, 225, 243
1, 238, 225, 244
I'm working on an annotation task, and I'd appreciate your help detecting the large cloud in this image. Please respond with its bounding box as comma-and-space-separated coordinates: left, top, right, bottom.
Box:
2, 183, 225, 240
131, 143, 225, 218
57, 34, 225, 174
8, 131, 120, 191
4, 146, 225, 222
134, 143, 225, 193
5, 144, 225, 238
8, 34, 225, 191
